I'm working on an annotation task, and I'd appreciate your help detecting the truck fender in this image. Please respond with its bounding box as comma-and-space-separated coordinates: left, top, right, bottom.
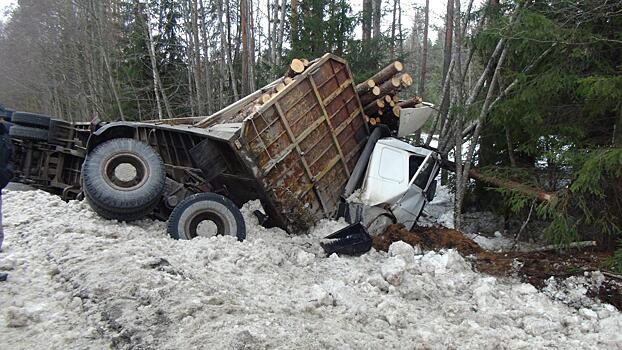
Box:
86, 122, 136, 153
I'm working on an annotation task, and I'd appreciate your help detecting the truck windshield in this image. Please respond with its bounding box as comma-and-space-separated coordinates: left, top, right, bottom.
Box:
409, 155, 433, 189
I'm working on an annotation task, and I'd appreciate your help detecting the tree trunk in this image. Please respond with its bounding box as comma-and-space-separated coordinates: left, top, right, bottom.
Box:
145, 18, 173, 120
438, 0, 454, 139
372, 0, 381, 39
225, 0, 239, 100
390, 0, 397, 58
240, 0, 250, 95
362, 0, 372, 42
441, 159, 557, 203
276, 0, 286, 68
190, 0, 204, 115
454, 46, 509, 227
291, 0, 300, 48
419, 0, 429, 96
217, 0, 227, 107
198, 0, 213, 114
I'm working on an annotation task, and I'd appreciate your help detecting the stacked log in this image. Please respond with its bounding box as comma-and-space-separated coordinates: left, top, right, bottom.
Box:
355, 60, 419, 130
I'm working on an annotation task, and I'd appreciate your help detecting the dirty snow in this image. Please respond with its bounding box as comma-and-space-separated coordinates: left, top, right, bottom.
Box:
418, 184, 455, 228
1, 189, 622, 349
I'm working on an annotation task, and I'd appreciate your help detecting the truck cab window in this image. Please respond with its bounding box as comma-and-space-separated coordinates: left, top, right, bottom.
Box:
409, 155, 424, 181
410, 155, 433, 189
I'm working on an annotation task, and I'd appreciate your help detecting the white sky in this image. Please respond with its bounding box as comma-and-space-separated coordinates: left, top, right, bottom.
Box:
0, 0, 15, 22
0, 0, 479, 41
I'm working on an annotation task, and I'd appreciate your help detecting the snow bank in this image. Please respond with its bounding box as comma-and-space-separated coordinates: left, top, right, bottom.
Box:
1, 189, 621, 349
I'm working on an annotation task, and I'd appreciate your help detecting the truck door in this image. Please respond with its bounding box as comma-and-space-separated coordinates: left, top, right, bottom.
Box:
391, 153, 436, 229
360, 144, 409, 206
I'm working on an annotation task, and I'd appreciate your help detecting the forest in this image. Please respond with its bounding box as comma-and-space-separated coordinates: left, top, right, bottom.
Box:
0, 0, 621, 261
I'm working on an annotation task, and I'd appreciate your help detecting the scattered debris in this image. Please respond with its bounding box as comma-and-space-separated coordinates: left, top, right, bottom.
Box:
320, 222, 372, 256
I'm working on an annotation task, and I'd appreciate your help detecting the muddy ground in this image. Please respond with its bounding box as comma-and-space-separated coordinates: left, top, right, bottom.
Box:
374, 224, 622, 310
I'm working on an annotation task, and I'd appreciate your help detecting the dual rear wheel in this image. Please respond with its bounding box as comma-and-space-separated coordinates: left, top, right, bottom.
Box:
83, 138, 246, 241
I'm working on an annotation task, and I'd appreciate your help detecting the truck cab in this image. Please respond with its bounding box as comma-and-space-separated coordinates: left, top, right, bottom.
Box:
335, 104, 440, 238
360, 138, 440, 230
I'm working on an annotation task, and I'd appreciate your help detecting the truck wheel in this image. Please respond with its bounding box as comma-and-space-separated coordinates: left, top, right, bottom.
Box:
11, 112, 51, 129
167, 193, 246, 241
83, 138, 165, 220
9, 125, 49, 141
84, 190, 158, 222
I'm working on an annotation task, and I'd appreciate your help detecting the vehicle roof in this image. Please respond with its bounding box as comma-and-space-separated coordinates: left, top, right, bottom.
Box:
377, 138, 437, 157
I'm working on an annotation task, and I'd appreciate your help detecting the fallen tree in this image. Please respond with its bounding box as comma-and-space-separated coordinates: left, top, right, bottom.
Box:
440, 159, 557, 203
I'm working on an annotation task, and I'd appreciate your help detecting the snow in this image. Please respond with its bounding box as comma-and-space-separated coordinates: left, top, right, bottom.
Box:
1, 189, 622, 349
418, 184, 455, 228
467, 231, 516, 252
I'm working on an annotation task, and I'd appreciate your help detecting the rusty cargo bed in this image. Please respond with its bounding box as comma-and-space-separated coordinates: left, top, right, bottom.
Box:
232, 54, 369, 233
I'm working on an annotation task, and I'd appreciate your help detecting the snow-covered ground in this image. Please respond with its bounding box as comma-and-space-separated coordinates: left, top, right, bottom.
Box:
1, 189, 622, 349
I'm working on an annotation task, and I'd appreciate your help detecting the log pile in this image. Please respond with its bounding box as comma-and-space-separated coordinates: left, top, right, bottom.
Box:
354, 61, 424, 131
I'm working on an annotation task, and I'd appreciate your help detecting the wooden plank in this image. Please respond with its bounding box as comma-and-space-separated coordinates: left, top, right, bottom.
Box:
322, 78, 353, 107
309, 76, 351, 177
274, 102, 328, 213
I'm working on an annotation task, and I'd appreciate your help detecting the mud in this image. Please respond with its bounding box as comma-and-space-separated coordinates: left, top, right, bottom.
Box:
373, 224, 484, 256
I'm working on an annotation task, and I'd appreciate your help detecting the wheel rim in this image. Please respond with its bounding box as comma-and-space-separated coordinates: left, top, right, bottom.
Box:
185, 210, 227, 239
102, 152, 149, 191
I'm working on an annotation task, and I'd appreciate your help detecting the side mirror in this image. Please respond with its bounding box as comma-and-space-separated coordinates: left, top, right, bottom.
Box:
426, 180, 437, 202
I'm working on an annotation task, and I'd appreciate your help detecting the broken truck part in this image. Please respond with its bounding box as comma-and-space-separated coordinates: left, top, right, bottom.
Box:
8, 54, 441, 241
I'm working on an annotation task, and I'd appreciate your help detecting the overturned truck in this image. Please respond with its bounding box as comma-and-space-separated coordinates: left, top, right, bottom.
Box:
8, 54, 439, 240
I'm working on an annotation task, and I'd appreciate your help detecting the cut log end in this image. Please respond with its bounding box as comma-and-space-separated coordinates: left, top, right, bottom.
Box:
394, 61, 404, 72
370, 118, 377, 126
384, 95, 392, 103
275, 83, 286, 92
301, 58, 310, 67
372, 86, 381, 96
283, 77, 294, 85
290, 59, 305, 74
393, 106, 401, 117
377, 100, 385, 108
401, 73, 413, 87
391, 76, 401, 87
367, 79, 376, 88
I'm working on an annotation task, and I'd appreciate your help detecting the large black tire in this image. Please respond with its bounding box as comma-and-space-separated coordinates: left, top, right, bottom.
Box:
84, 189, 159, 222
11, 112, 51, 129
167, 193, 246, 241
82, 138, 166, 220
9, 125, 49, 141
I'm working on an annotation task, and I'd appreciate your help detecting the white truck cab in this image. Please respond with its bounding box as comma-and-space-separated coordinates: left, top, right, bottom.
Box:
335, 104, 441, 236
360, 138, 440, 229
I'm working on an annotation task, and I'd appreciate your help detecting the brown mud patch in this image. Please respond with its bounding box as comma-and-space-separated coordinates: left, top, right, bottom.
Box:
373, 224, 622, 310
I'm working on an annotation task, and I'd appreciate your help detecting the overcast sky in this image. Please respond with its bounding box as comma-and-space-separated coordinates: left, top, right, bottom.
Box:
0, 1, 477, 40
0, 0, 15, 18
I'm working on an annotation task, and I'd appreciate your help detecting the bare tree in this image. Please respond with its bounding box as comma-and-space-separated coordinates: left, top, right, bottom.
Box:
362, 0, 372, 42
419, 0, 429, 97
